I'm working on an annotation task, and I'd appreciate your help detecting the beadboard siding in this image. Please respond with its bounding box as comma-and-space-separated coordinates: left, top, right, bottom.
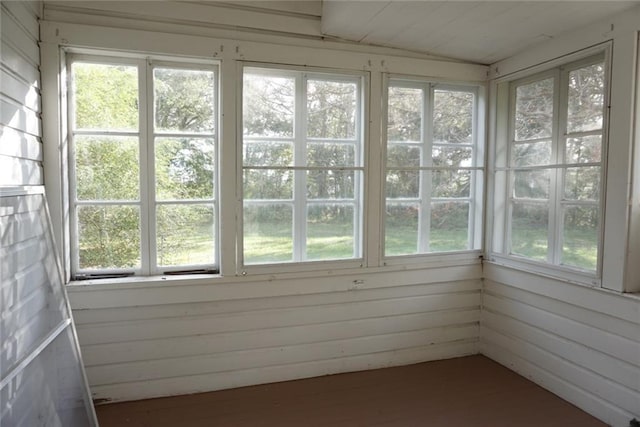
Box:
0, 1, 42, 187
481, 264, 640, 426
69, 276, 481, 402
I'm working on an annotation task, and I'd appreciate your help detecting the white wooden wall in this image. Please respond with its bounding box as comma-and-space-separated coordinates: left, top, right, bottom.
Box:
39, 3, 640, 426
71, 268, 481, 402
0, 1, 42, 187
484, 7, 640, 427
482, 265, 640, 426
41, 1, 486, 404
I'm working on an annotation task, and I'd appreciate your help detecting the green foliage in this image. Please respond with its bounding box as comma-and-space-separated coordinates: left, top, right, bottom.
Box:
307, 79, 357, 139
243, 73, 294, 137
75, 136, 139, 200
156, 138, 215, 200
515, 77, 554, 141
387, 86, 422, 142
73, 63, 138, 130
156, 205, 215, 267
78, 206, 140, 269
154, 68, 215, 132
433, 90, 473, 144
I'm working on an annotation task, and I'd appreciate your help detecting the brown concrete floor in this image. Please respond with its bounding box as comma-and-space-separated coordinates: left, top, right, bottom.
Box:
96, 355, 607, 427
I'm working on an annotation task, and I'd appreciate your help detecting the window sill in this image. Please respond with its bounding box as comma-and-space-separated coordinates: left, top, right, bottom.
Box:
66, 252, 484, 291
67, 272, 222, 289
487, 253, 600, 288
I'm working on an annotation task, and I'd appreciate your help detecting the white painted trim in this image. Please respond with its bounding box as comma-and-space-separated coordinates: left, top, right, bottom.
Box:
45, 1, 322, 38
40, 21, 488, 82
66, 262, 483, 308
484, 263, 640, 321
627, 33, 640, 293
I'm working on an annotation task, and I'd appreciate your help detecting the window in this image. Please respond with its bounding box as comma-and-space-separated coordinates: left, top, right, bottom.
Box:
241, 67, 364, 265
385, 80, 483, 257
68, 55, 218, 277
502, 53, 606, 272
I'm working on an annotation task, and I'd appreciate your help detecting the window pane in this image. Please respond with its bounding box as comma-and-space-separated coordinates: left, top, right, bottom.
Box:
432, 146, 472, 167
562, 205, 598, 270
307, 79, 357, 139
156, 204, 214, 267
432, 170, 471, 198
307, 204, 355, 260
566, 135, 601, 163
385, 203, 419, 256
512, 140, 552, 167
510, 202, 548, 261
513, 170, 550, 199
387, 86, 422, 142
156, 138, 214, 200
307, 143, 356, 167
430, 202, 469, 251
154, 68, 215, 133
244, 142, 293, 167
387, 144, 421, 168
243, 169, 293, 200
243, 204, 293, 264
75, 136, 139, 200
77, 205, 140, 269
243, 73, 294, 137
515, 78, 554, 141
567, 63, 604, 133
386, 170, 419, 199
433, 90, 473, 144
564, 166, 600, 201
72, 63, 138, 131
307, 170, 356, 199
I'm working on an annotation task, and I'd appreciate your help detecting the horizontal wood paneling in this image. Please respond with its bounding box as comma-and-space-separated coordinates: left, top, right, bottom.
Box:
0, 97, 41, 137
0, 195, 66, 380
82, 309, 480, 366
1, 6, 40, 66
1, 0, 42, 189
87, 324, 478, 386
0, 126, 42, 161
46, 1, 321, 38
0, 42, 40, 86
71, 277, 481, 401
93, 340, 478, 403
2, 2, 39, 41
1, 68, 40, 113
481, 264, 640, 426
0, 156, 43, 186
76, 289, 480, 344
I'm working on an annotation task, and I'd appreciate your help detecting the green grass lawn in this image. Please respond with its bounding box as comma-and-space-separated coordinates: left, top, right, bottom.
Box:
86, 219, 598, 271
511, 227, 597, 270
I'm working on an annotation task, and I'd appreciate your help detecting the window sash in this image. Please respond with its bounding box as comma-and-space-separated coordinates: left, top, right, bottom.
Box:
384, 79, 481, 256
68, 54, 219, 277
241, 67, 365, 266
504, 54, 605, 272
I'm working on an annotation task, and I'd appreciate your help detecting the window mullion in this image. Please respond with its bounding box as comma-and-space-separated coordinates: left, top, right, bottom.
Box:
67, 57, 80, 276
418, 84, 433, 253
551, 67, 568, 266
140, 59, 153, 276
293, 73, 307, 262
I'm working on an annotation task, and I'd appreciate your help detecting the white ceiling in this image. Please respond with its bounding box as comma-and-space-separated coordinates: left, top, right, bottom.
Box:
321, 1, 640, 64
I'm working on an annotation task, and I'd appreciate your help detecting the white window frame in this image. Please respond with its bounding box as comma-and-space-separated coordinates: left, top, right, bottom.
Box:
490, 49, 610, 285
238, 64, 367, 274
382, 76, 485, 266
67, 53, 220, 278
